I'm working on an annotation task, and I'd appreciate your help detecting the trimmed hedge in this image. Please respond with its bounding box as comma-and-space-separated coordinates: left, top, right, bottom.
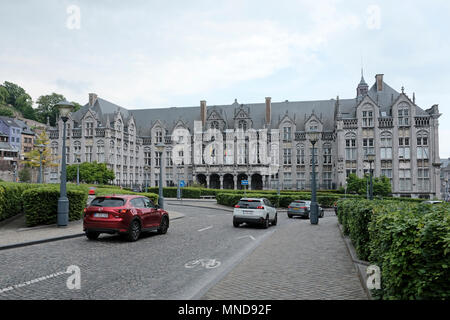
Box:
337, 199, 450, 300
95, 188, 158, 204
0, 182, 40, 221
22, 187, 88, 227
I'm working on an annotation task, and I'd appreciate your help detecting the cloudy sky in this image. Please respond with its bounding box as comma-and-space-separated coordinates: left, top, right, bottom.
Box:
1, 0, 449, 156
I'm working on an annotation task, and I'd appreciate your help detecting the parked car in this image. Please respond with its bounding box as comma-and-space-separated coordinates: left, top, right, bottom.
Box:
83, 195, 169, 241
422, 200, 443, 205
233, 198, 277, 228
287, 200, 324, 219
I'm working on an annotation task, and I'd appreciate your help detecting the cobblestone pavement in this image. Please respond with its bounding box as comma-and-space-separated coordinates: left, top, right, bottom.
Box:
203, 212, 368, 300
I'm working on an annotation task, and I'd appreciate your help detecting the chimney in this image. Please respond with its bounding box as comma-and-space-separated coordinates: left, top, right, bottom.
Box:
375, 74, 384, 91
89, 93, 98, 107
265, 97, 271, 124
413, 92, 416, 104
200, 100, 207, 126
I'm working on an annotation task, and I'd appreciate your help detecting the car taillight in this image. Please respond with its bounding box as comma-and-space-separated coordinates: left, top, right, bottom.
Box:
300, 206, 307, 209
288, 206, 291, 208
83, 208, 87, 213
235, 205, 240, 208
256, 206, 264, 209
116, 209, 128, 214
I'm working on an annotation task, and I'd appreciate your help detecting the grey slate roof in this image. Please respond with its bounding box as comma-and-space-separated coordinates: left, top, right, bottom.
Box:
0, 141, 15, 151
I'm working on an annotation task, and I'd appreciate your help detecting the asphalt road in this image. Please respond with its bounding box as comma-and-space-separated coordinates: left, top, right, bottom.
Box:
0, 205, 333, 300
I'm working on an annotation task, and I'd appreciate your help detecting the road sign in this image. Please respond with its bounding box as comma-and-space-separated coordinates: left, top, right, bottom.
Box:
241, 180, 249, 186
180, 180, 185, 187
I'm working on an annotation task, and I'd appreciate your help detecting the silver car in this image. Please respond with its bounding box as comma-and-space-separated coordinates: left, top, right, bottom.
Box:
287, 200, 324, 219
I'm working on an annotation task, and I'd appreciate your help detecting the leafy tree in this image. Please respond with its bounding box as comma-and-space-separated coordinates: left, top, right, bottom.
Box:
18, 167, 32, 182
345, 173, 391, 197
0, 86, 9, 105
2, 81, 36, 120
67, 161, 115, 184
21, 131, 59, 175
35, 93, 65, 126
0, 106, 14, 117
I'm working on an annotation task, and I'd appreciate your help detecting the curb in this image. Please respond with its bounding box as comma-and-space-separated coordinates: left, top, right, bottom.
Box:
337, 222, 373, 300
0, 212, 185, 252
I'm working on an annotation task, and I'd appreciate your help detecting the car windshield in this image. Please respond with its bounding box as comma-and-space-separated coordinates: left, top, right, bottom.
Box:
290, 201, 306, 207
237, 200, 262, 209
90, 197, 125, 207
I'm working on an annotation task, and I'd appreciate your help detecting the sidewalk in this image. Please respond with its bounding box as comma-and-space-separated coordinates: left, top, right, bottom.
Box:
0, 211, 184, 250
202, 214, 368, 300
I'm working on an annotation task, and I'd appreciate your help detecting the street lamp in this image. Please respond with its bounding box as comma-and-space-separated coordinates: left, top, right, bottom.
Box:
366, 152, 375, 200
76, 156, 81, 185
155, 142, 166, 209
35, 143, 45, 183
177, 165, 182, 200
307, 130, 320, 225
56, 100, 73, 227
144, 165, 150, 193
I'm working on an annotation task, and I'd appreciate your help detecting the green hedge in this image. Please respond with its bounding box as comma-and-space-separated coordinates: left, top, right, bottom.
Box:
22, 187, 88, 227
337, 199, 450, 300
94, 188, 158, 204
0, 182, 40, 221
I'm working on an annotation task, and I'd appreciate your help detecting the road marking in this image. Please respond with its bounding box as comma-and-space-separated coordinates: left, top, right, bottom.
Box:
0, 270, 68, 294
236, 235, 256, 241
198, 226, 213, 232
185, 258, 221, 269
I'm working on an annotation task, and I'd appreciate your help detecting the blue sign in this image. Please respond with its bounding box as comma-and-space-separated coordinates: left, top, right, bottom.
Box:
180, 180, 185, 187
241, 180, 249, 186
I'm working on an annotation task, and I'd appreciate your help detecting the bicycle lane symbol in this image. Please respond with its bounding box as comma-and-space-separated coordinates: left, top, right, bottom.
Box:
184, 259, 221, 270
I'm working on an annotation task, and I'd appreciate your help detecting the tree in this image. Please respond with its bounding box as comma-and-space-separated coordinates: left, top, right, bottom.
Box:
0, 106, 14, 117
0, 86, 9, 105
35, 93, 66, 126
18, 167, 32, 182
345, 173, 391, 197
67, 162, 115, 184
21, 131, 59, 178
2, 81, 36, 120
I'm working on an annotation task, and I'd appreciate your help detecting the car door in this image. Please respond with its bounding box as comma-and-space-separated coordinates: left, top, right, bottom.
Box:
143, 197, 159, 227
265, 199, 275, 219
131, 197, 149, 228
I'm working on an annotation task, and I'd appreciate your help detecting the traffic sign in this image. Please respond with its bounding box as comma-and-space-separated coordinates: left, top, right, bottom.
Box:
241, 180, 249, 186
180, 180, 185, 187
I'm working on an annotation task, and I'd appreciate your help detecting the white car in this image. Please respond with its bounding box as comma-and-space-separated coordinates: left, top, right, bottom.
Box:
233, 198, 277, 228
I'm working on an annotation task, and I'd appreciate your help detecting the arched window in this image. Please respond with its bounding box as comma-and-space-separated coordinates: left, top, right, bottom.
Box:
398, 104, 410, 126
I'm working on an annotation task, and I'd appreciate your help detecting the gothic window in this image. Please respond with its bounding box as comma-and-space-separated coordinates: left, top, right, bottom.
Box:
238, 120, 247, 131
155, 129, 163, 143
398, 136, 410, 160
345, 133, 357, 161
398, 105, 410, 126
85, 119, 94, 137
283, 148, 292, 165
283, 127, 292, 142
380, 132, 392, 159
363, 138, 374, 156
144, 147, 151, 166
85, 146, 93, 162
416, 131, 429, 160
362, 109, 374, 127
323, 143, 332, 164
97, 140, 104, 162
308, 120, 318, 131
296, 144, 305, 165
210, 121, 220, 130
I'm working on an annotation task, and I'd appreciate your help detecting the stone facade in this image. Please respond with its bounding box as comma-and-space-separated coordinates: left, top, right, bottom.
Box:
47, 73, 442, 199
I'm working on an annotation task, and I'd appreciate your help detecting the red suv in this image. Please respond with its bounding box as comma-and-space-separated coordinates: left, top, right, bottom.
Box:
83, 195, 169, 241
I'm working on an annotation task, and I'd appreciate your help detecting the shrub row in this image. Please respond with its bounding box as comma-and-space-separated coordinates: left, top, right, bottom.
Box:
0, 182, 41, 221
94, 188, 158, 204
337, 199, 450, 300
22, 187, 88, 227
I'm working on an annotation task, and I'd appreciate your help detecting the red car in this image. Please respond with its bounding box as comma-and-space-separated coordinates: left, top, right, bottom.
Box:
83, 195, 169, 241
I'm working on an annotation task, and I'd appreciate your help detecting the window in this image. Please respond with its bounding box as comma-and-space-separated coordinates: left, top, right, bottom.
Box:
96, 140, 104, 162
296, 145, 305, 165
155, 151, 161, 166
283, 148, 292, 165
85, 121, 94, 137
363, 138, 374, 156
85, 146, 92, 162
381, 160, 392, 180
323, 144, 332, 164
144, 147, 151, 166
399, 137, 410, 159
380, 132, 392, 159
308, 120, 318, 131
362, 110, 373, 127
238, 120, 247, 131
345, 134, 357, 160
210, 121, 219, 130
166, 151, 173, 166
398, 107, 410, 126
399, 169, 411, 191
417, 132, 429, 160
283, 127, 292, 142
309, 146, 318, 164
155, 130, 163, 143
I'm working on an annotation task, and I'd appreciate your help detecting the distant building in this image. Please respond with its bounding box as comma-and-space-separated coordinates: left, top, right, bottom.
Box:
441, 158, 450, 201
0, 116, 21, 153
47, 73, 442, 199
0, 131, 19, 182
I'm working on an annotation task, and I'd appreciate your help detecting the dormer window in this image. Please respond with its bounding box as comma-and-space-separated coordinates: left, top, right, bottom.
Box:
210, 121, 220, 130
362, 110, 373, 127
238, 120, 247, 131
308, 120, 318, 131
398, 108, 410, 126
283, 127, 292, 142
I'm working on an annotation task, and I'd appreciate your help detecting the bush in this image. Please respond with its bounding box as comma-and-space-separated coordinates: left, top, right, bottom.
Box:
94, 188, 158, 204
0, 182, 37, 221
22, 187, 88, 227
337, 198, 450, 300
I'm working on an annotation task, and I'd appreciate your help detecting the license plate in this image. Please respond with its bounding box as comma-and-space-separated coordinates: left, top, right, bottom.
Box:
293, 207, 299, 210
94, 213, 108, 218
243, 210, 253, 214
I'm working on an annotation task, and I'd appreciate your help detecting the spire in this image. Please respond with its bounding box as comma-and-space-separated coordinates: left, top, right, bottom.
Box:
357, 69, 369, 99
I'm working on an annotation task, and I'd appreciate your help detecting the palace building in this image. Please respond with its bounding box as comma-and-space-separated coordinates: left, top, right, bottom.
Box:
47, 73, 442, 199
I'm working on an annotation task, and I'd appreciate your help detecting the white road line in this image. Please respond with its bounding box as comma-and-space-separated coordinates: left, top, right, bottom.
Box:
0, 270, 68, 294
236, 235, 256, 241
197, 226, 213, 232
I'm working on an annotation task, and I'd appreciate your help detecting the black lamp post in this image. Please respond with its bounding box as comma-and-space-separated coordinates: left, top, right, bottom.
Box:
35, 143, 45, 183
76, 157, 81, 185
177, 165, 182, 200
308, 130, 320, 225
56, 100, 73, 227
367, 152, 375, 200
156, 142, 166, 209
144, 165, 150, 193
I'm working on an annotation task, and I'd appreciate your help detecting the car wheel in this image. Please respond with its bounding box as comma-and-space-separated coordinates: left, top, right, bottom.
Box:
262, 215, 269, 229
272, 213, 277, 226
320, 210, 324, 218
233, 219, 240, 228
287, 214, 292, 218
157, 215, 169, 234
127, 219, 141, 242
86, 231, 100, 240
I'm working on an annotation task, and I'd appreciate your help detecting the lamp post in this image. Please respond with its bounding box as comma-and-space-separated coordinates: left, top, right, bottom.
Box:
76, 157, 81, 185
307, 130, 320, 225
144, 165, 150, 193
35, 144, 45, 183
366, 152, 375, 200
156, 142, 166, 209
56, 100, 73, 227
177, 165, 182, 200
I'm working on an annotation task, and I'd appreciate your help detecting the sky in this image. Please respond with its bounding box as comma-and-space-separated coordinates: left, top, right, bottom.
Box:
1, 0, 449, 157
